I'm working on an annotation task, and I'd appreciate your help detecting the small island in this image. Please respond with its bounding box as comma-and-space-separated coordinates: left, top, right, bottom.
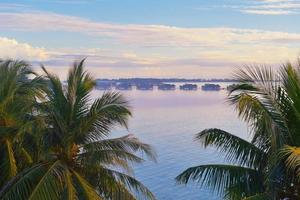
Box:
95, 81, 113, 90
158, 83, 176, 90
179, 84, 198, 90
201, 84, 221, 91
136, 83, 154, 90
115, 82, 133, 90
94, 78, 240, 91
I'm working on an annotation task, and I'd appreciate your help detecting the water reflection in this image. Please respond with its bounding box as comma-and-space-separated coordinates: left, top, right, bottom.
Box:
91, 84, 248, 200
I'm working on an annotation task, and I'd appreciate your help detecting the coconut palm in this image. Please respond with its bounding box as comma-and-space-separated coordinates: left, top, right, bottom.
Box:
0, 59, 45, 188
176, 62, 300, 199
0, 60, 156, 200
176, 128, 267, 200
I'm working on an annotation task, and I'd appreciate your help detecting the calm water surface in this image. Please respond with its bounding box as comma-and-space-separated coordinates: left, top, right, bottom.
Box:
92, 83, 248, 200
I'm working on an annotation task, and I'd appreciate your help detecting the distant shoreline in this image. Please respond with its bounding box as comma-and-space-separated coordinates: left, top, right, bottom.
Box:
95, 79, 236, 91
96, 78, 238, 83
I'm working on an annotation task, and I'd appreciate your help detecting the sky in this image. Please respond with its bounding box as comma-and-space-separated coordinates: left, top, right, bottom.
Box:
1, 0, 300, 79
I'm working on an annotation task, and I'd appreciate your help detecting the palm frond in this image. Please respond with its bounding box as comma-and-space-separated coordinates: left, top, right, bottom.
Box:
64, 169, 77, 200
83, 135, 156, 161
41, 65, 68, 113
78, 149, 144, 171
280, 145, 300, 178
279, 63, 300, 144
176, 164, 262, 194
241, 193, 270, 200
229, 66, 290, 150
0, 139, 17, 185
14, 147, 34, 170
197, 129, 265, 168
72, 170, 103, 200
66, 60, 95, 126
77, 92, 131, 142
95, 167, 156, 200
224, 185, 268, 200
27, 161, 65, 200
0, 161, 65, 200
232, 65, 279, 87
0, 59, 155, 200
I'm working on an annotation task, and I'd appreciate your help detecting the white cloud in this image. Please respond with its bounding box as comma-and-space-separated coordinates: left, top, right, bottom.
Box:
0, 36, 298, 79
241, 9, 293, 14
0, 37, 48, 60
1, 12, 300, 47
194, 0, 300, 15
257, 2, 300, 8
196, 0, 300, 15
239, 0, 300, 15
48, 0, 92, 4
260, 0, 295, 2
1, 11, 300, 78
0, 3, 31, 13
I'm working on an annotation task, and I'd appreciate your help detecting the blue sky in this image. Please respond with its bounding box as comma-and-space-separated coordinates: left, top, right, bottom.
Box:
1, 0, 300, 78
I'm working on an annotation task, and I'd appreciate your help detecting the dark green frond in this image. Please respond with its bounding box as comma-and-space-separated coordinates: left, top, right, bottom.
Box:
0, 139, 17, 185
84, 92, 131, 137
197, 129, 265, 168
0, 59, 155, 200
229, 82, 289, 150
72, 170, 103, 200
176, 164, 262, 195
280, 145, 300, 178
242, 193, 270, 200
95, 167, 156, 200
83, 135, 156, 161
0, 161, 65, 200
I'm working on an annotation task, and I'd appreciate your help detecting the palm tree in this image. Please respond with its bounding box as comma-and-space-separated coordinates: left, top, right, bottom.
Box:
0, 59, 45, 188
176, 62, 300, 199
176, 128, 267, 199
0, 60, 156, 200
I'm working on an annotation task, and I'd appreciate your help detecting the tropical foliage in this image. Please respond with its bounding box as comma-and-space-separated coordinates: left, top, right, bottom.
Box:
177, 62, 300, 199
0, 59, 156, 200
0, 59, 45, 188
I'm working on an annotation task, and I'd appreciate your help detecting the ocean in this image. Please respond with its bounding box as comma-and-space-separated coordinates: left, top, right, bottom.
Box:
92, 83, 248, 200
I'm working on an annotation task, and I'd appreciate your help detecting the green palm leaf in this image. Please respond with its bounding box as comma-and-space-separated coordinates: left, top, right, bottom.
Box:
197, 129, 265, 168
78, 92, 132, 142
241, 193, 270, 200
176, 164, 262, 195
27, 161, 65, 200
0, 161, 65, 200
65, 169, 77, 200
95, 167, 156, 200
0, 59, 45, 187
229, 66, 291, 149
280, 145, 300, 178
0, 139, 17, 182
1, 59, 155, 200
72, 170, 103, 200
83, 135, 156, 161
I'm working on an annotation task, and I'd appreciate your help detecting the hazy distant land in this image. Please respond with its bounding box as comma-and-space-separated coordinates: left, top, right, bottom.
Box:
96, 78, 237, 84
95, 78, 238, 91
